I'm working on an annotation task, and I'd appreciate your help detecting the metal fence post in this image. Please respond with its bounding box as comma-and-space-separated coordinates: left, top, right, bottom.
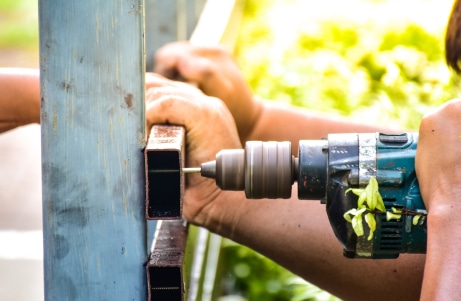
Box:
145, 0, 207, 71
39, 0, 147, 299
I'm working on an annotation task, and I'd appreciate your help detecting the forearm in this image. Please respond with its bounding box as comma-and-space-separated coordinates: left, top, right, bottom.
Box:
247, 99, 395, 154
0, 68, 40, 133
420, 194, 461, 300
201, 185, 425, 301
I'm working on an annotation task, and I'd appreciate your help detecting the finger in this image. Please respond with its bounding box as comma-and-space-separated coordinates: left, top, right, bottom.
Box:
145, 73, 202, 96
145, 94, 240, 158
145, 72, 169, 89
154, 42, 229, 92
154, 41, 192, 78
145, 85, 201, 108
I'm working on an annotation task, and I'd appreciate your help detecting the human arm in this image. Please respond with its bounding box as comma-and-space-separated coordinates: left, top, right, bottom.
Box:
0, 68, 40, 133
415, 99, 461, 300
145, 74, 425, 301
154, 41, 262, 143
154, 42, 393, 153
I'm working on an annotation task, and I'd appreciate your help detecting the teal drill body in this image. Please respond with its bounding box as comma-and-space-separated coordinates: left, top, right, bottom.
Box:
374, 133, 426, 258
200, 132, 427, 259
301, 133, 427, 259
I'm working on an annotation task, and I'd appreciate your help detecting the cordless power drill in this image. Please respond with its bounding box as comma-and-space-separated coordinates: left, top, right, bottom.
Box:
196, 132, 427, 259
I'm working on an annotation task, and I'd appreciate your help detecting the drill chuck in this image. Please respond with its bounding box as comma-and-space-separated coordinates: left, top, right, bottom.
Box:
200, 141, 294, 198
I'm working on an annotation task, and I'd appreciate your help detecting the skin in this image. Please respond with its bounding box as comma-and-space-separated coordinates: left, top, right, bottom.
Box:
0, 68, 40, 133
416, 99, 461, 300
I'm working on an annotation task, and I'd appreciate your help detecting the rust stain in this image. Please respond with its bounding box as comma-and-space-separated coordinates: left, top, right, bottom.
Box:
124, 93, 133, 109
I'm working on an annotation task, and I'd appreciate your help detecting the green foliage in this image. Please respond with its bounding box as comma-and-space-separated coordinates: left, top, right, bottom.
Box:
0, 0, 39, 49
219, 240, 340, 301
234, 0, 461, 131
344, 177, 385, 240
379, 24, 443, 61
344, 176, 426, 240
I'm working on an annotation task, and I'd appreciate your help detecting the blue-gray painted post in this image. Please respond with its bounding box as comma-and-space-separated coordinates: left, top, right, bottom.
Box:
186, 0, 207, 38
145, 0, 179, 71
144, 0, 207, 71
39, 1, 147, 300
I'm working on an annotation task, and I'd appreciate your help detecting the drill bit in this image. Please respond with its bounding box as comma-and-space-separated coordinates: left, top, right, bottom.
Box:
148, 167, 201, 174
183, 167, 201, 173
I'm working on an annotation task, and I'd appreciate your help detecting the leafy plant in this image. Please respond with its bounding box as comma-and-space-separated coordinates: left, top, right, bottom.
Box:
343, 177, 426, 241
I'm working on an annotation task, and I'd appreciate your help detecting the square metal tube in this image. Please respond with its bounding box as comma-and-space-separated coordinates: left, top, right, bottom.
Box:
145, 125, 185, 219
147, 220, 188, 300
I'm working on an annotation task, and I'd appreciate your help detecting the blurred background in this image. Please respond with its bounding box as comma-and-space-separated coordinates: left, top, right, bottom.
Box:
0, 0, 38, 67
0, 0, 42, 301
0, 0, 459, 300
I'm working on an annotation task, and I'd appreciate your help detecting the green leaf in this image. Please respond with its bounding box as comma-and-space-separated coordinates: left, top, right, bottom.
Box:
357, 191, 367, 208
386, 211, 402, 221
366, 177, 379, 210
376, 193, 386, 212
391, 207, 403, 213
345, 188, 364, 196
352, 213, 364, 237
413, 215, 421, 225
365, 213, 376, 241
343, 211, 352, 223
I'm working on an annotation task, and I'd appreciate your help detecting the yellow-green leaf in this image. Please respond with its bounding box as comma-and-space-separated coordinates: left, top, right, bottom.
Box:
357, 191, 367, 208
365, 213, 376, 241
344, 208, 367, 224
386, 211, 401, 221
352, 214, 364, 237
343, 211, 352, 223
391, 207, 403, 213
376, 193, 386, 212
412, 215, 421, 226
366, 177, 379, 210
345, 188, 365, 196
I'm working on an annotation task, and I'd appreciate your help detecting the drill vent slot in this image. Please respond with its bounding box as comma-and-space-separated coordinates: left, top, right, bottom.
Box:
378, 200, 404, 251
379, 222, 403, 251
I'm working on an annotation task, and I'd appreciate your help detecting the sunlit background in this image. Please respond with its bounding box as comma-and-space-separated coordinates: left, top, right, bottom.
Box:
234, 0, 460, 131
0, 0, 458, 300
0, 0, 38, 67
